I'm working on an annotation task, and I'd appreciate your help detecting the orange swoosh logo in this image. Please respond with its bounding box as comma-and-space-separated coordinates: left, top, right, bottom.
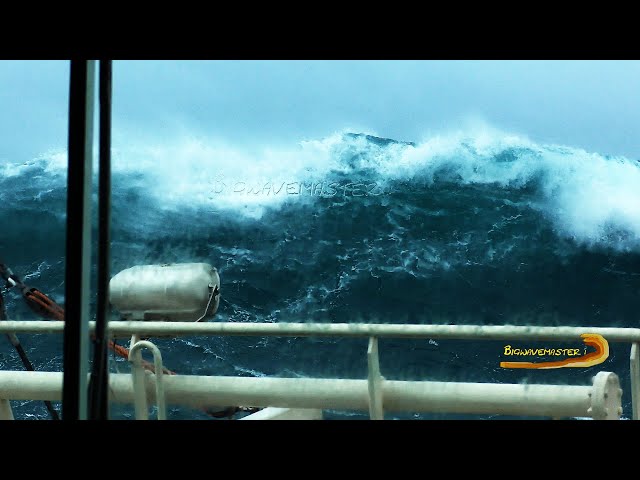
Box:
500, 333, 608, 369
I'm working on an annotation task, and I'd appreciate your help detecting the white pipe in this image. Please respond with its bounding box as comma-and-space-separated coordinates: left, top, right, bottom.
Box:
0, 321, 640, 342
0, 371, 617, 419
128, 335, 147, 420
0, 372, 63, 401
128, 340, 167, 420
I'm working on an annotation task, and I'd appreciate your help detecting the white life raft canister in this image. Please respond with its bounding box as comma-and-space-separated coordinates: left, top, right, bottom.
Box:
109, 263, 220, 321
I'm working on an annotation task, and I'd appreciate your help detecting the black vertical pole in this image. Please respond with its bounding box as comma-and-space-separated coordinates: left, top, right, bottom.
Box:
88, 59, 112, 420
63, 60, 95, 420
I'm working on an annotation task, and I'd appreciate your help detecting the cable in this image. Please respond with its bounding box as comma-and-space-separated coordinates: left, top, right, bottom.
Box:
0, 288, 60, 420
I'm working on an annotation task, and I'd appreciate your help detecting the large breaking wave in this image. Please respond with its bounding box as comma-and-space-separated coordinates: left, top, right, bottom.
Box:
1, 124, 639, 419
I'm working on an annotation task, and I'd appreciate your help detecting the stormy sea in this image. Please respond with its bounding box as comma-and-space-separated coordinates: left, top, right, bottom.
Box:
1, 126, 639, 420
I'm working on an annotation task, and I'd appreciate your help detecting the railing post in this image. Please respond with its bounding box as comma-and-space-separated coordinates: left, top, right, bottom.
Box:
631, 343, 640, 420
0, 399, 13, 420
367, 337, 384, 420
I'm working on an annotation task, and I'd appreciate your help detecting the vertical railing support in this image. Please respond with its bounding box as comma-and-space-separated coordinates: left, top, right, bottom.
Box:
0, 399, 13, 420
367, 336, 384, 420
631, 343, 640, 420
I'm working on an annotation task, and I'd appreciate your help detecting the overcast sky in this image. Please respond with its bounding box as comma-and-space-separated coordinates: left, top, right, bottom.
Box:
1, 60, 640, 163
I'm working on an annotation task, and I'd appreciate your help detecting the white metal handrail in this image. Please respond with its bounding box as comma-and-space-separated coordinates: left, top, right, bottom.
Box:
0, 320, 637, 419
0, 370, 622, 420
1, 320, 640, 342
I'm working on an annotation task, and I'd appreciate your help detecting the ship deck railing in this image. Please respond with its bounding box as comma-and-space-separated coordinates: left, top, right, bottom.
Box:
0, 320, 636, 420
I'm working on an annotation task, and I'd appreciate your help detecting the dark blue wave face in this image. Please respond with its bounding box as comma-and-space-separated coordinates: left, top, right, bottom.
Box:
1, 131, 640, 419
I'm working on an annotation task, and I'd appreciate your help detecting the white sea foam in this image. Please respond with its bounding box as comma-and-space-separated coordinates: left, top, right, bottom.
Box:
4, 123, 640, 249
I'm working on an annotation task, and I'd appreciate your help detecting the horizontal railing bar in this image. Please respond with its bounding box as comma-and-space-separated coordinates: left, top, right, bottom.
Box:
0, 320, 639, 343
0, 371, 597, 418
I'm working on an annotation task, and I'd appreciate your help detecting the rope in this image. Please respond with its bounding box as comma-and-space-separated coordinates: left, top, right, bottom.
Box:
0, 285, 60, 420
25, 287, 174, 374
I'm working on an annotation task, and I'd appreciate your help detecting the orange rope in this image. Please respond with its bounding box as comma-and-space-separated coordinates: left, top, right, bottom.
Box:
25, 290, 64, 320
26, 288, 174, 374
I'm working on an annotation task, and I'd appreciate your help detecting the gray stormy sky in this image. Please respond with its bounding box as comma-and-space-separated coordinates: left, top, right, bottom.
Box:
1, 60, 639, 163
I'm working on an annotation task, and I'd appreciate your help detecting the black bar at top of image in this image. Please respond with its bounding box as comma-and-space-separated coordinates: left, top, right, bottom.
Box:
88, 60, 112, 420
63, 60, 95, 420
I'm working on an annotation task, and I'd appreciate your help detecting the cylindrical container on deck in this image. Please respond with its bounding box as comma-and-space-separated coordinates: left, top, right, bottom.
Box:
109, 263, 220, 321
